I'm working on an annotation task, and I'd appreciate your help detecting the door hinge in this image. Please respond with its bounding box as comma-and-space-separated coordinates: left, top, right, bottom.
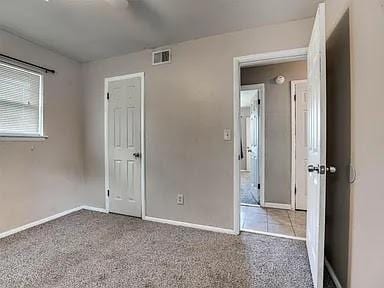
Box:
107, 92, 110, 100
258, 99, 261, 105
294, 94, 297, 101
295, 186, 297, 195
107, 189, 110, 197
257, 184, 261, 189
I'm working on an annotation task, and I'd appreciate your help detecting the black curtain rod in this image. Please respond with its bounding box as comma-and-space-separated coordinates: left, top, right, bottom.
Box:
0, 53, 55, 74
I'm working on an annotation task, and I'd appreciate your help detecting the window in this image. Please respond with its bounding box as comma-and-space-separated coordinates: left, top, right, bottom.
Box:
0, 62, 43, 137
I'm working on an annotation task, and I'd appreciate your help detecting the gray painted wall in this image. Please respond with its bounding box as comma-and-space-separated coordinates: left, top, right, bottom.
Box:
0, 30, 85, 233
0, 2, 382, 286
82, 18, 313, 229
325, 10, 351, 287
241, 61, 307, 205
326, 0, 384, 287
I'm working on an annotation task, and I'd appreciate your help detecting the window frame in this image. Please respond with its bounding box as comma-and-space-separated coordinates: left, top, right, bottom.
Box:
0, 61, 46, 140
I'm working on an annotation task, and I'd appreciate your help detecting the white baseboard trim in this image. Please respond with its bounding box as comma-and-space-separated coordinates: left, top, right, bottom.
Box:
0, 207, 235, 239
143, 216, 236, 235
325, 258, 343, 288
263, 202, 292, 210
82, 205, 108, 213
240, 203, 261, 208
0, 206, 83, 239
241, 228, 306, 241
0, 205, 108, 239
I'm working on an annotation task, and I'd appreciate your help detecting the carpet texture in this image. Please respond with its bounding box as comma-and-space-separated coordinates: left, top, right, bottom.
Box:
0, 210, 335, 288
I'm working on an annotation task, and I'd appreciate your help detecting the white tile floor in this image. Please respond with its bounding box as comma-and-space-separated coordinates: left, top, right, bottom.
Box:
240, 205, 306, 238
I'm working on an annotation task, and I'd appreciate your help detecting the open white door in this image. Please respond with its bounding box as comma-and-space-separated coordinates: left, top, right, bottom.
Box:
306, 3, 327, 288
245, 117, 251, 170
250, 93, 259, 190
294, 80, 308, 211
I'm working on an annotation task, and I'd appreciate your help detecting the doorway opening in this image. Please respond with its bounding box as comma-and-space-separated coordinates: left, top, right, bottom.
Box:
234, 5, 329, 287
234, 48, 308, 240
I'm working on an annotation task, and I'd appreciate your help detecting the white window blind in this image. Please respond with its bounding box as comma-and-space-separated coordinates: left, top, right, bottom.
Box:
0, 62, 43, 137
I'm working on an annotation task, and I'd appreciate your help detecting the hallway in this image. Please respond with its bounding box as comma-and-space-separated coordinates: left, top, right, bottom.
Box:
241, 205, 306, 238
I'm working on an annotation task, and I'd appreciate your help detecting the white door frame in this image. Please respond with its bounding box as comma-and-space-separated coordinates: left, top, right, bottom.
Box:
233, 48, 307, 234
291, 79, 308, 210
240, 83, 265, 207
104, 72, 146, 218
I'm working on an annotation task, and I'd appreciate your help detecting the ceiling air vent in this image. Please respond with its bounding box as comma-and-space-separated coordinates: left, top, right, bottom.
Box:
152, 49, 171, 65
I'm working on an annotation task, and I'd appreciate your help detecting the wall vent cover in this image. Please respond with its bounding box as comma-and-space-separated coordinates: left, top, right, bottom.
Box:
152, 49, 171, 65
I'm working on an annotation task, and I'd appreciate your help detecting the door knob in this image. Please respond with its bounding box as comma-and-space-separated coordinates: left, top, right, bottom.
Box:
133, 152, 141, 158
308, 164, 336, 174
327, 166, 337, 174
308, 164, 320, 173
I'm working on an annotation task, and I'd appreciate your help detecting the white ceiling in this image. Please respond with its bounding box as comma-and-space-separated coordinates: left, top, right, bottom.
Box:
0, 0, 320, 62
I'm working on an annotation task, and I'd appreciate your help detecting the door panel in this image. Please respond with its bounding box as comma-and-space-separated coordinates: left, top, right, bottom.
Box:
246, 117, 251, 170
127, 108, 135, 147
306, 4, 327, 288
295, 81, 308, 210
250, 98, 257, 188
108, 77, 141, 217
250, 95, 259, 190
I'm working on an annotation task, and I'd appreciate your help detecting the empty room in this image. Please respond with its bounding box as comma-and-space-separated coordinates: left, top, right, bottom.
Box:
0, 1, 383, 288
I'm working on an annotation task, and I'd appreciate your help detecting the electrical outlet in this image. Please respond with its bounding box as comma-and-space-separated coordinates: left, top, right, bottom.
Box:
177, 194, 184, 205
224, 128, 231, 141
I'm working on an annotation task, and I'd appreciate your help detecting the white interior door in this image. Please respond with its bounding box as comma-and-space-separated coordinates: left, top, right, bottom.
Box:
250, 92, 259, 189
245, 117, 251, 170
240, 115, 247, 170
306, 3, 327, 288
108, 76, 142, 217
294, 80, 308, 211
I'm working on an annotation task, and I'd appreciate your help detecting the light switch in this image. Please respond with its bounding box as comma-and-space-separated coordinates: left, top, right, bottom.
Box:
224, 128, 231, 141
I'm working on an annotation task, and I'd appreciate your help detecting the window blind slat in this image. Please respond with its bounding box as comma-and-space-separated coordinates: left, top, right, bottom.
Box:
0, 62, 42, 136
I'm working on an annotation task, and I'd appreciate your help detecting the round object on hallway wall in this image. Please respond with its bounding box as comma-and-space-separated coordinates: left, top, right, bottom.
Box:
275, 75, 285, 85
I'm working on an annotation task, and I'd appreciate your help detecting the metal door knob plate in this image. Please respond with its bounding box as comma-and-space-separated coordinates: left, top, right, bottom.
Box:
308, 164, 319, 173
308, 164, 336, 174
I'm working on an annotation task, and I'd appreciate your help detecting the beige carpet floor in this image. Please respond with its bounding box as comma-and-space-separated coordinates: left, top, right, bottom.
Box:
0, 210, 335, 288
